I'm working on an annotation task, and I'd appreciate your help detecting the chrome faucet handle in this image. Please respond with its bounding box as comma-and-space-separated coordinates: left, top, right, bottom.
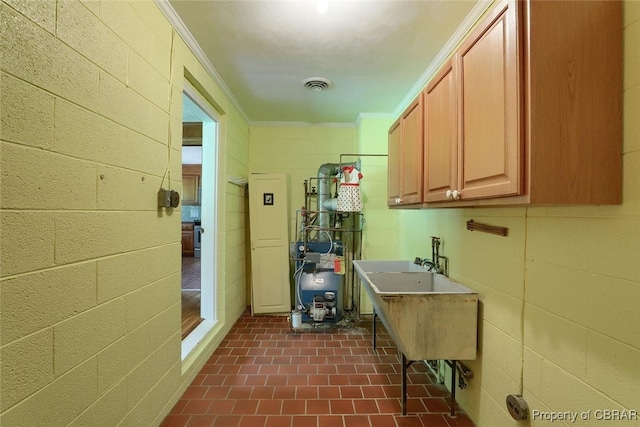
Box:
421, 260, 437, 271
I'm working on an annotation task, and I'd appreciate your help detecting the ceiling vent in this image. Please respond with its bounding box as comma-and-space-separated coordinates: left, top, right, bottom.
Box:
302, 77, 333, 92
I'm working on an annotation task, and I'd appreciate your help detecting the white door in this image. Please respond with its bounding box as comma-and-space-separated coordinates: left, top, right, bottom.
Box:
249, 173, 291, 314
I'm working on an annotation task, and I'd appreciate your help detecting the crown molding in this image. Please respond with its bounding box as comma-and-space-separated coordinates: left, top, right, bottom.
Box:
154, 0, 250, 124
156, 0, 492, 128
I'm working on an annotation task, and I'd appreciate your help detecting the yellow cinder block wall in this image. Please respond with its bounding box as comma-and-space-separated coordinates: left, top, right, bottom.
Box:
0, 0, 249, 425
3, 0, 638, 426
355, 116, 395, 314
249, 124, 357, 219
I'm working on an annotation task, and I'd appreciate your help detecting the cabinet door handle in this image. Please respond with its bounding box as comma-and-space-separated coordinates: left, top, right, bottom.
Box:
452, 190, 460, 200
446, 190, 453, 200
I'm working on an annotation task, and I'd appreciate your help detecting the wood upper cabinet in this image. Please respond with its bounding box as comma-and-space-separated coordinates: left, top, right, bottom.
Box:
402, 97, 424, 204
423, 0, 621, 207
455, 0, 522, 202
524, 0, 622, 205
387, 120, 402, 205
424, 0, 521, 204
182, 164, 201, 206
183, 122, 202, 145
182, 175, 199, 205
424, 59, 457, 203
388, 96, 424, 207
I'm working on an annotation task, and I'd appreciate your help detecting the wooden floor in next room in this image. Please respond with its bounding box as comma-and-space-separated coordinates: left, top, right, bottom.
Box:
182, 257, 202, 339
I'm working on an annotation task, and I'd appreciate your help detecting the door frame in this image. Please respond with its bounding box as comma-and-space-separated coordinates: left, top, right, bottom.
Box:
181, 81, 220, 360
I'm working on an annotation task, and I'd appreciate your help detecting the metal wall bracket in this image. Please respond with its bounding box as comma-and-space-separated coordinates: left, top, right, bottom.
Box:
466, 219, 508, 236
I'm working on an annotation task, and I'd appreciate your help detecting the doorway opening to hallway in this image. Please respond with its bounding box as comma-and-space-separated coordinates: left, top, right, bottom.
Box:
180, 84, 219, 360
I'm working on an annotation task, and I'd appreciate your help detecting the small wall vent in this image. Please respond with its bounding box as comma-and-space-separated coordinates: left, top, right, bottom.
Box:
302, 77, 333, 92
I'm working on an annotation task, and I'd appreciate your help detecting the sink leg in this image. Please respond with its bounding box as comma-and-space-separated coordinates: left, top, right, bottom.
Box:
446, 360, 457, 417
401, 354, 414, 416
372, 309, 377, 352
401, 353, 407, 415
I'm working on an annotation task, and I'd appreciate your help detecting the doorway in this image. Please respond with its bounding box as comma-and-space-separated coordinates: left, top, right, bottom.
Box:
181, 84, 219, 360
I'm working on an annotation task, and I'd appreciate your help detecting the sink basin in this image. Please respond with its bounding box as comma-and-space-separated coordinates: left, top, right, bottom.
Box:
365, 272, 473, 294
350, 259, 427, 273
353, 260, 478, 361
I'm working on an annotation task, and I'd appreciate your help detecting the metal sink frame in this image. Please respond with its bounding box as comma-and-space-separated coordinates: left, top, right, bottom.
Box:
353, 260, 479, 416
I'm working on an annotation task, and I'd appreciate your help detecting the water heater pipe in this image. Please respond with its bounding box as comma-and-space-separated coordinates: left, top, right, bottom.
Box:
316, 160, 359, 240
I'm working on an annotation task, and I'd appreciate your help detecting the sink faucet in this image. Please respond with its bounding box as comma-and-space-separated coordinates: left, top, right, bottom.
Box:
430, 236, 449, 276
413, 236, 449, 275
431, 237, 440, 270
416, 258, 437, 271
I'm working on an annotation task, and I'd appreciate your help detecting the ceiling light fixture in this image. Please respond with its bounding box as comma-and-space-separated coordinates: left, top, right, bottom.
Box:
302, 77, 333, 92
316, 0, 328, 14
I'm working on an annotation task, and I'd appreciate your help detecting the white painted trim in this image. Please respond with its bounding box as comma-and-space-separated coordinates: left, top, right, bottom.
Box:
181, 81, 221, 362
181, 319, 219, 362
154, 0, 250, 124
392, 0, 494, 119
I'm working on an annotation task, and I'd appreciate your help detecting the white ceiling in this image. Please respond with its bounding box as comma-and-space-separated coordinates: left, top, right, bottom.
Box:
163, 0, 486, 124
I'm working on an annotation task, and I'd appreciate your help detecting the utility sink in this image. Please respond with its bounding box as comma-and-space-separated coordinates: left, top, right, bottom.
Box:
353, 260, 478, 361
363, 272, 474, 294
351, 260, 427, 273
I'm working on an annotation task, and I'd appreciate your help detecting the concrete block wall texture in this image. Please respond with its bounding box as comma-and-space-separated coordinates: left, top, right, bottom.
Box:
3, 0, 638, 426
355, 116, 395, 315
249, 124, 358, 239
0, 0, 249, 426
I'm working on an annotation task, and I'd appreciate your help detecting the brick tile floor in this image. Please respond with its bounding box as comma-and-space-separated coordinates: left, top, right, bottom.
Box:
161, 310, 474, 427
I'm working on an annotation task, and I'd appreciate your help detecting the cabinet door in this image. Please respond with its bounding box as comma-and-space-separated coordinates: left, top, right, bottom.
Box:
182, 174, 199, 205
457, 0, 522, 200
387, 120, 402, 206
400, 97, 423, 204
424, 60, 457, 202
182, 230, 194, 257
526, 0, 622, 205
